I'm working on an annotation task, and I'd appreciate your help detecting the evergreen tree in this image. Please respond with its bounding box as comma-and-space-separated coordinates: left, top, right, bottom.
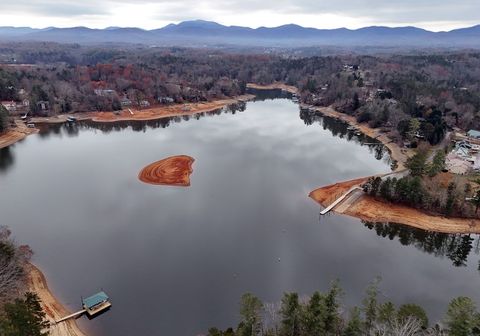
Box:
301, 291, 327, 335
445, 297, 480, 336
324, 281, 342, 334
279, 293, 301, 336
0, 292, 49, 336
343, 307, 363, 336
406, 150, 428, 177
238, 293, 263, 336
362, 278, 380, 332
0, 105, 9, 134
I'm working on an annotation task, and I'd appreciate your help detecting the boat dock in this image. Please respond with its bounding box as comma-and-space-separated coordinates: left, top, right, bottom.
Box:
54, 291, 111, 324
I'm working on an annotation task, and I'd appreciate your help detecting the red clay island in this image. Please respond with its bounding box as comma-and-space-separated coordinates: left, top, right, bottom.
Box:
138, 155, 195, 186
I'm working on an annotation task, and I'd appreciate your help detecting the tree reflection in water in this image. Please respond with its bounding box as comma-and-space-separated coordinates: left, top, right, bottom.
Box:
0, 146, 14, 173
363, 221, 480, 268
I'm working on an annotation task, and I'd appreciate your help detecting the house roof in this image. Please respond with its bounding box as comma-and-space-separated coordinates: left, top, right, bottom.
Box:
468, 130, 480, 138
83, 291, 109, 309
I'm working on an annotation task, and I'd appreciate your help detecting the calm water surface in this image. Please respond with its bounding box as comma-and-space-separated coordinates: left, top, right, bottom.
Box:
1, 91, 479, 335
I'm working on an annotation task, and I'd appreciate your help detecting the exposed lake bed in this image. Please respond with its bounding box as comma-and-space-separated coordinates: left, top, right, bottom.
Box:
1, 90, 480, 335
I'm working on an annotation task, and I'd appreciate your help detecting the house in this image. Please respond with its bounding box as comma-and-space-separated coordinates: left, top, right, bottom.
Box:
467, 130, 480, 139
158, 96, 174, 104
120, 96, 132, 107
1, 101, 16, 112
139, 100, 150, 108
36, 101, 50, 111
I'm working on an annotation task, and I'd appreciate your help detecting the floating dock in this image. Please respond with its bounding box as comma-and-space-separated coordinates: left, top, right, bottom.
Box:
55, 291, 111, 324
82, 291, 112, 316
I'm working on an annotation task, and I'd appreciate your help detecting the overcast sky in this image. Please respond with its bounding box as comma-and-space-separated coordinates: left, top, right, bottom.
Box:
1, 0, 479, 31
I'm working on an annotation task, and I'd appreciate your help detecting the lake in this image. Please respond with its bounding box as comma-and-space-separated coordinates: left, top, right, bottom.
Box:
1, 90, 479, 335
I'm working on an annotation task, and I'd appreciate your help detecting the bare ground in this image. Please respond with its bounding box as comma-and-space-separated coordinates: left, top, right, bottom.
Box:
26, 263, 87, 336
0, 120, 39, 149
246, 82, 299, 94
310, 178, 480, 234
0, 94, 255, 148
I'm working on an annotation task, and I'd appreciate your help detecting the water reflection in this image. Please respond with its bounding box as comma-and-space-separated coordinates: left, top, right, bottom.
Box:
363, 221, 480, 268
0, 147, 14, 173
299, 108, 391, 166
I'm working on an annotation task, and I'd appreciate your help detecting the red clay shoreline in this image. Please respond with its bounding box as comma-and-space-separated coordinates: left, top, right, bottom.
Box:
0, 94, 254, 149
250, 83, 480, 233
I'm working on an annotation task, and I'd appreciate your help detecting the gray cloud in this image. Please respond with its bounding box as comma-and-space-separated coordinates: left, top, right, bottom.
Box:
2, 1, 109, 17
1, 0, 479, 29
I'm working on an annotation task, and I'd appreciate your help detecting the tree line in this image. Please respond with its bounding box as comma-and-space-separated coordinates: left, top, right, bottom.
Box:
363, 149, 480, 218
0, 226, 48, 335
1, 43, 480, 145
206, 280, 480, 336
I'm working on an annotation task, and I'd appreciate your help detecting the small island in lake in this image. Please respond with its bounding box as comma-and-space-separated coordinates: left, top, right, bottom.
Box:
138, 155, 195, 186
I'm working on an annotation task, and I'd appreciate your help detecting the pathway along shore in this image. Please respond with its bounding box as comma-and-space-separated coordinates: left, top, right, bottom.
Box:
27, 263, 87, 336
0, 94, 254, 149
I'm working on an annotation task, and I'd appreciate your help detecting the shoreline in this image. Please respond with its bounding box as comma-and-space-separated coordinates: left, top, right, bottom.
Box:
7, 82, 471, 335
303, 105, 412, 171
0, 120, 39, 150
246, 82, 299, 94
0, 94, 254, 149
251, 83, 478, 233
26, 263, 87, 336
309, 178, 480, 234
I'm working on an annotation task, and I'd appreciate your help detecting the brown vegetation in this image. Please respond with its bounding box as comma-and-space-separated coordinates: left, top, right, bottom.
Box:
138, 155, 194, 186
0, 120, 38, 149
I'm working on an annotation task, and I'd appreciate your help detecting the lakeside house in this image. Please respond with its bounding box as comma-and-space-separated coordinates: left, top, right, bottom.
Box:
467, 130, 480, 139
1, 100, 17, 112
139, 100, 150, 108
36, 101, 50, 113
158, 96, 175, 104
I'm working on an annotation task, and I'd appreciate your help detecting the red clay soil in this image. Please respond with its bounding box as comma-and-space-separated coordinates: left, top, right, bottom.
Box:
7, 94, 254, 148
27, 263, 86, 336
309, 178, 480, 234
139, 155, 194, 186
89, 95, 254, 123
309, 177, 370, 206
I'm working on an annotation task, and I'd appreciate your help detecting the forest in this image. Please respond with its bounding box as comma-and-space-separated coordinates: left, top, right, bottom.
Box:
206, 280, 480, 336
1, 43, 480, 146
362, 147, 480, 218
0, 226, 47, 335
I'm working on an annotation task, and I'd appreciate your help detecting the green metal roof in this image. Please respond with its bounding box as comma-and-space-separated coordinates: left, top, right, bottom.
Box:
82, 291, 109, 309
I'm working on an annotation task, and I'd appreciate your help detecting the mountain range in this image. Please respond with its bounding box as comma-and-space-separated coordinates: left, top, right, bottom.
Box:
1, 20, 480, 47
